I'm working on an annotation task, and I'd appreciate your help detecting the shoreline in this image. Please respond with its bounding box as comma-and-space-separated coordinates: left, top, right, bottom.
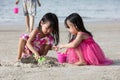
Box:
0, 18, 120, 27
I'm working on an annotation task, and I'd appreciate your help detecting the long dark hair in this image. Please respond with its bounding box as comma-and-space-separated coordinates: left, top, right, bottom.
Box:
38, 13, 59, 45
64, 13, 92, 41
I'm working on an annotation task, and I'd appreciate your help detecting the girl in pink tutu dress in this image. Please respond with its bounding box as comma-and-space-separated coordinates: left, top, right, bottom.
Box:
17, 13, 59, 61
59, 13, 113, 66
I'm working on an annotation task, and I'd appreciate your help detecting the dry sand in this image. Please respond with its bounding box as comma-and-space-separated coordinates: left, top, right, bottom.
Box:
0, 20, 120, 80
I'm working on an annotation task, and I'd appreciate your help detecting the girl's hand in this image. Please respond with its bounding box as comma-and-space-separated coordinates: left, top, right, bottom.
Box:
58, 44, 64, 49
34, 53, 40, 60
52, 46, 59, 51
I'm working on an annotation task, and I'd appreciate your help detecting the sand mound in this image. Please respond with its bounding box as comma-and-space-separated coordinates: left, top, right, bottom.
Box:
0, 56, 66, 68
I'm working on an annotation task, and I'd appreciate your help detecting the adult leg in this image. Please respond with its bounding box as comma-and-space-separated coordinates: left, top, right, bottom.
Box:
17, 38, 27, 60
23, 1, 30, 32
29, 15, 34, 32
25, 15, 30, 32
29, 0, 36, 32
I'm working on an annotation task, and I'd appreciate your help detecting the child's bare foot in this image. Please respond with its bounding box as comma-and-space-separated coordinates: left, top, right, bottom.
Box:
17, 59, 21, 62
74, 61, 86, 66
14, 59, 21, 63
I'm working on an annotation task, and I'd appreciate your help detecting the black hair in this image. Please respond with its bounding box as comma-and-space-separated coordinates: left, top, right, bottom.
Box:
64, 13, 92, 41
38, 13, 59, 45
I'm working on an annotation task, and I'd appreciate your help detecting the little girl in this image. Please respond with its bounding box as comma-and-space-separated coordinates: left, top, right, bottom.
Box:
17, 13, 59, 61
59, 13, 113, 66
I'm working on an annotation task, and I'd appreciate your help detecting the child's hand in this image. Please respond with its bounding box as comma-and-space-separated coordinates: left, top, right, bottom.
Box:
52, 46, 59, 51
34, 53, 40, 60
58, 44, 64, 49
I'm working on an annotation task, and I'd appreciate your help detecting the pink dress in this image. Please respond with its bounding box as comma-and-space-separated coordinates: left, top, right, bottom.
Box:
20, 33, 54, 58
66, 32, 113, 65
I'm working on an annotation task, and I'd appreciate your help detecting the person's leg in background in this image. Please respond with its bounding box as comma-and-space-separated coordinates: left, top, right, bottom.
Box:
28, 0, 37, 32
25, 15, 30, 32
24, 0, 37, 32
23, 0, 30, 32
29, 15, 34, 32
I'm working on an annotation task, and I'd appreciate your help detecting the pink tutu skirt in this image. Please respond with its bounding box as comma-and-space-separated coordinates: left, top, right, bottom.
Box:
66, 37, 113, 66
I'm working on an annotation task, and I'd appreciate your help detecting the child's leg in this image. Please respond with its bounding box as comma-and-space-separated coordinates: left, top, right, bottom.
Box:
17, 38, 27, 60
74, 47, 86, 66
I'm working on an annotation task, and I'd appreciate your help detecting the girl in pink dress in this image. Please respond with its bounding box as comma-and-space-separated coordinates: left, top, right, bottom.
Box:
59, 13, 113, 66
17, 13, 59, 61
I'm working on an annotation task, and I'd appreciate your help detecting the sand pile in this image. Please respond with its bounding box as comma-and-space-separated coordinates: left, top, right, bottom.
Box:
0, 56, 66, 68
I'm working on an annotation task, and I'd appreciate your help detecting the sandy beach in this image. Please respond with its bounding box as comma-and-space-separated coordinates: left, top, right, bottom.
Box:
0, 20, 120, 80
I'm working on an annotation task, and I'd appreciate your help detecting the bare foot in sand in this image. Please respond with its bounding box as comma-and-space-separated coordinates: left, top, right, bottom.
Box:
74, 61, 86, 66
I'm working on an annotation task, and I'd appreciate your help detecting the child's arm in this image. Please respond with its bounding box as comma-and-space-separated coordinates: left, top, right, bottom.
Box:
26, 28, 40, 59
52, 46, 59, 51
59, 33, 83, 48
37, 0, 41, 7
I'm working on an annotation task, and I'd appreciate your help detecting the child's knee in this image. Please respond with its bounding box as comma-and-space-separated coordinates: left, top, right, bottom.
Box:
19, 38, 27, 42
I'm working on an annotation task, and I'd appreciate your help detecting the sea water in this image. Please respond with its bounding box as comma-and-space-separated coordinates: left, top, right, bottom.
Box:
0, 0, 120, 25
